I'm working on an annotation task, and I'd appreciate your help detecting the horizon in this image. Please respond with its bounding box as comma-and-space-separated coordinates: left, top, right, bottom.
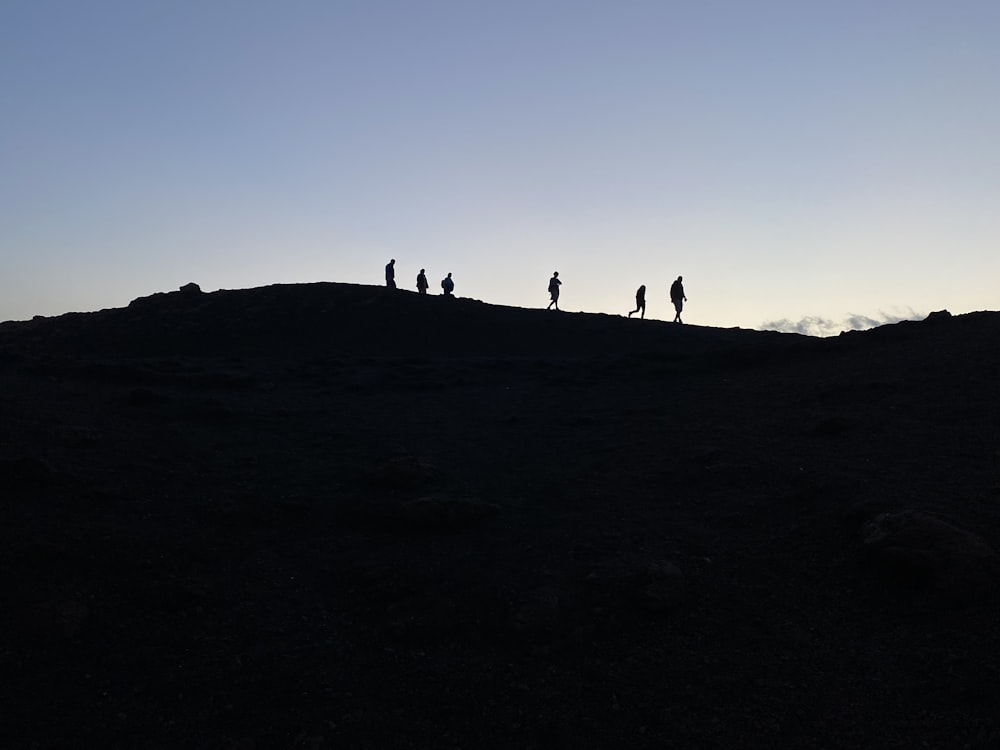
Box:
3, 276, 975, 340
3, 2, 998, 334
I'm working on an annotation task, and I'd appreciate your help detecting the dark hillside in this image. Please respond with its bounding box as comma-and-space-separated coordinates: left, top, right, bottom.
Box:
1, 282, 813, 359
2, 284, 999, 748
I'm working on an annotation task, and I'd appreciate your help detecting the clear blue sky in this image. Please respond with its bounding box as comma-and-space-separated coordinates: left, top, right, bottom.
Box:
3, 1, 998, 334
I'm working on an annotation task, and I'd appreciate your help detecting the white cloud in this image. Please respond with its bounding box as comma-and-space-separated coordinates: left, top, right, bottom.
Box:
761, 309, 922, 337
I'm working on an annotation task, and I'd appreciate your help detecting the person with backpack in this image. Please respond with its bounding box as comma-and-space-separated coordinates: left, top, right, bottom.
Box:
670, 275, 687, 323
546, 272, 561, 310
441, 272, 455, 296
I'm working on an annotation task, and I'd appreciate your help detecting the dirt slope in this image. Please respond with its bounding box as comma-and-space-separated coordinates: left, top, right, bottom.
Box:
2, 285, 998, 748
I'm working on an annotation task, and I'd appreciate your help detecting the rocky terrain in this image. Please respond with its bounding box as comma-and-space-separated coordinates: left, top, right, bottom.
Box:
2, 282, 999, 748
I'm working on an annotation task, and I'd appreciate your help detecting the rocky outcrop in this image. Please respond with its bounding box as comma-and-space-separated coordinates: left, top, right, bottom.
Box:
860, 509, 999, 602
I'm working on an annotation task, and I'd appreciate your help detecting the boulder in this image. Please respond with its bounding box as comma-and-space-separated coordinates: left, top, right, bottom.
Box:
860, 509, 999, 602
127, 387, 167, 406
17, 598, 89, 643
510, 587, 561, 635
636, 560, 686, 612
396, 496, 499, 530
369, 456, 438, 491
583, 559, 686, 617
0, 456, 54, 489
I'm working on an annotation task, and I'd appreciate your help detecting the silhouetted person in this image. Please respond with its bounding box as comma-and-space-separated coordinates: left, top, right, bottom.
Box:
629, 284, 646, 319
385, 259, 396, 289
441, 272, 454, 296
547, 272, 561, 310
670, 275, 687, 323
416, 268, 429, 294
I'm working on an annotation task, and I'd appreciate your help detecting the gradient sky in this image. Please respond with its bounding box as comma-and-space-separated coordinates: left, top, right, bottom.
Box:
3, 1, 998, 334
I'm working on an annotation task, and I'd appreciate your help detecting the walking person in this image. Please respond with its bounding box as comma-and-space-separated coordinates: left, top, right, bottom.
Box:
385, 259, 396, 289
546, 272, 561, 310
628, 284, 646, 319
416, 268, 429, 294
670, 276, 687, 323
441, 272, 455, 296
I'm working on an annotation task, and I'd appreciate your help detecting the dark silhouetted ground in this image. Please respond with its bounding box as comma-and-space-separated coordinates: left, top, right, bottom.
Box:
2, 283, 999, 748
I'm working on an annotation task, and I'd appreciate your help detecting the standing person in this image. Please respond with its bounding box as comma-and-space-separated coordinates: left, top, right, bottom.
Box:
416, 268, 429, 294
546, 272, 561, 310
441, 272, 455, 296
385, 259, 396, 289
629, 284, 646, 319
670, 275, 687, 323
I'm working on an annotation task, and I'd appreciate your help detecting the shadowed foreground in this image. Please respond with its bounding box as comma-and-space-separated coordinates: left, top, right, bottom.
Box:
2, 283, 999, 748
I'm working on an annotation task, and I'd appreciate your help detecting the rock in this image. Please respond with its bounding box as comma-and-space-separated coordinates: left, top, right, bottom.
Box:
860, 509, 999, 602
127, 387, 167, 405
925, 309, 951, 322
809, 416, 855, 437
17, 598, 89, 643
0, 456, 54, 489
189, 398, 234, 421
510, 587, 561, 634
179, 282, 202, 295
636, 560, 685, 612
396, 496, 499, 530
582, 559, 686, 618
370, 456, 438, 491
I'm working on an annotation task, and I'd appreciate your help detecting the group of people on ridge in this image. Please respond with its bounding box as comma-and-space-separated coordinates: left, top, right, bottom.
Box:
386, 259, 454, 296
385, 259, 687, 322
628, 276, 687, 323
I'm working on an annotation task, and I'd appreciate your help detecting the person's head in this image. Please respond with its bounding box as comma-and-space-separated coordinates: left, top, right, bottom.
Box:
390, 259, 395, 265
553, 271, 559, 277
638, 284, 645, 292
420, 268, 425, 273
677, 275, 683, 281
447, 272, 452, 278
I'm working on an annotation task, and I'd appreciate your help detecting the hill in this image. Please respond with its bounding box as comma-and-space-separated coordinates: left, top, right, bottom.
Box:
2, 283, 999, 748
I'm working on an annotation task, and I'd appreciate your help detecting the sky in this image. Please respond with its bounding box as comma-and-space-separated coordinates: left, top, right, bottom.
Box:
2, 0, 998, 335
